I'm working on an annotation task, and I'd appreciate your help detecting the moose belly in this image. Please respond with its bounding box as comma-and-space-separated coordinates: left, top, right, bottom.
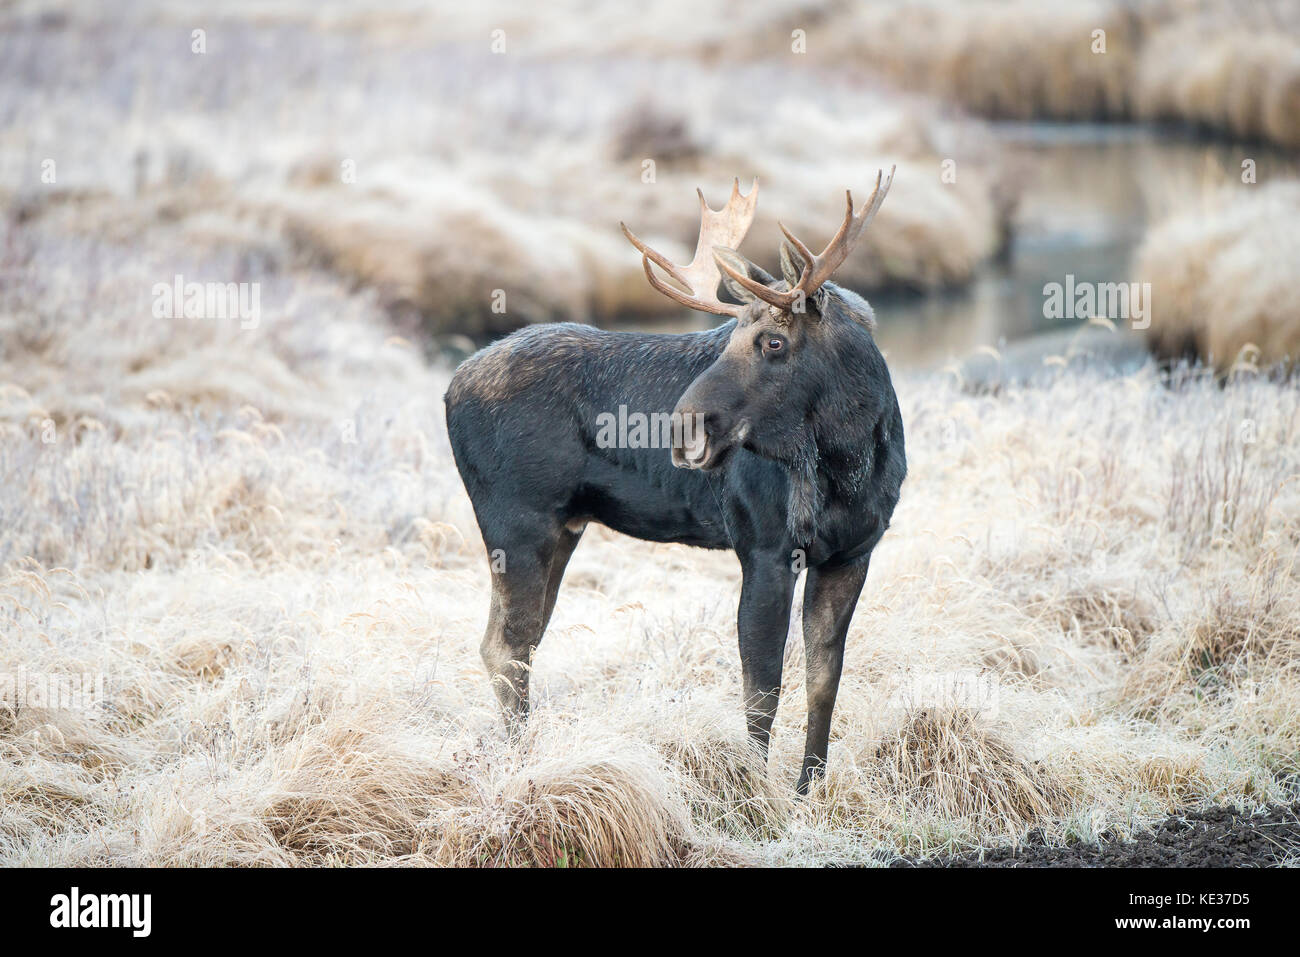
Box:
570, 454, 733, 549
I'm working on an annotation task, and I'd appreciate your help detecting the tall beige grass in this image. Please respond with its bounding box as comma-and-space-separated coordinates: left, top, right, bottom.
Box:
1138, 6, 1300, 149
3, 210, 1299, 865
1136, 180, 1300, 368
810, 0, 1300, 148
812, 0, 1139, 122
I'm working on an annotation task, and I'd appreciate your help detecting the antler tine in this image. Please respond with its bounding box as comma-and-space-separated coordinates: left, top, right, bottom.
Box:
761, 166, 895, 313
621, 222, 690, 290
622, 178, 759, 317
825, 167, 892, 275
638, 254, 737, 317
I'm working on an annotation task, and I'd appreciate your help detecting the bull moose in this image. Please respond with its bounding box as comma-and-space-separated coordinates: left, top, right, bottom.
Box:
445, 168, 905, 792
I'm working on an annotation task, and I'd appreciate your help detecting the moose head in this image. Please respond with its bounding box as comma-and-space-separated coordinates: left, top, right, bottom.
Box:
620, 168, 895, 476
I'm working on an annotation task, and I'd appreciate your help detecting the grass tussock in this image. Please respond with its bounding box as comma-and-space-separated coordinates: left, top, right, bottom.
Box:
1138, 14, 1300, 149
655, 716, 789, 841
1137, 182, 1300, 369
871, 708, 1069, 835
424, 726, 693, 867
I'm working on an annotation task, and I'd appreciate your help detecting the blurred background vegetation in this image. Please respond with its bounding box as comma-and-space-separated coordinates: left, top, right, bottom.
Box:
2, 0, 1297, 374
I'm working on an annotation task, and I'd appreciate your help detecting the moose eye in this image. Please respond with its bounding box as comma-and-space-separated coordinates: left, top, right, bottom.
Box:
761, 335, 786, 355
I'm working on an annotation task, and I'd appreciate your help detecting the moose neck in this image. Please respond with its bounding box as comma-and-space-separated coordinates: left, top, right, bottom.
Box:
783, 322, 892, 544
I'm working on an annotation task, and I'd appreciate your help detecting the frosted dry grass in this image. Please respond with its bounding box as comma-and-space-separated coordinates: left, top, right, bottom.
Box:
4, 217, 1300, 865
1136, 181, 1300, 369
3, 0, 1299, 866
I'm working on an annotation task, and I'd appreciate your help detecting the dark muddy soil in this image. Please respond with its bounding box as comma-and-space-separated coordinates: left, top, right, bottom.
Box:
897, 804, 1300, 867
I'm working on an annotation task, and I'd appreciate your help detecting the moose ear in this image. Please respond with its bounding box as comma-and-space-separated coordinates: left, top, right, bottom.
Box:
779, 239, 808, 288
712, 247, 776, 305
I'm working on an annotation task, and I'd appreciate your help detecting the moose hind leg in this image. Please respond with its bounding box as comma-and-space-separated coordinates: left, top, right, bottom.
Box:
480, 524, 564, 733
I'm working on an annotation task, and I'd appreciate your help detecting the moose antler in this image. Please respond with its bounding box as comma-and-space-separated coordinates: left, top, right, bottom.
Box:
715, 166, 895, 313
621, 178, 759, 317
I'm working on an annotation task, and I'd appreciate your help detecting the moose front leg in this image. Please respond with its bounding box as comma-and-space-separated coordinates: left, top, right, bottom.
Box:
796, 559, 869, 794
736, 553, 798, 757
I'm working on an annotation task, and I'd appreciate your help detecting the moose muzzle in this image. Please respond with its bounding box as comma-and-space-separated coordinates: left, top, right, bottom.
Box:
670, 402, 750, 471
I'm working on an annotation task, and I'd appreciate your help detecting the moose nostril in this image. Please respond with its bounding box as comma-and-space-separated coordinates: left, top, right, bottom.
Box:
703, 411, 731, 435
